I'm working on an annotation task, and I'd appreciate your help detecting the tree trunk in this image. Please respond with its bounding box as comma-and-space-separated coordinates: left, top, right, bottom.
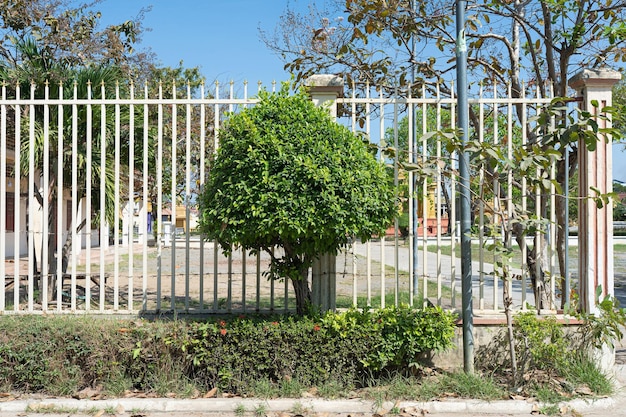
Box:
291, 267, 312, 315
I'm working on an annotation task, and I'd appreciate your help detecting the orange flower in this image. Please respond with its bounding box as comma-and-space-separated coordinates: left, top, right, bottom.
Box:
313, 324, 321, 332
220, 328, 227, 336
271, 321, 279, 326
219, 320, 227, 327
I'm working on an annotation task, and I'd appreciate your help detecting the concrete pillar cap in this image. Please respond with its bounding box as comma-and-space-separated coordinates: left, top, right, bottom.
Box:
569, 67, 622, 90
305, 74, 344, 96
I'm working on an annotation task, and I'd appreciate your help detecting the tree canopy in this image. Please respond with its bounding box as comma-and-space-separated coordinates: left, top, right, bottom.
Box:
198, 84, 396, 314
0, 0, 152, 83
264, 0, 626, 312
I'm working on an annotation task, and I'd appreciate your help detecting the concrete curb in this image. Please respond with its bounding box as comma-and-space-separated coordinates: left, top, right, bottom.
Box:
0, 396, 618, 415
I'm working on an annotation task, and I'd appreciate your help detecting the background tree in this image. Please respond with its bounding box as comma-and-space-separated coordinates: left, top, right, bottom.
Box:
265, 0, 626, 310
0, 0, 152, 81
198, 84, 396, 315
0, 0, 154, 300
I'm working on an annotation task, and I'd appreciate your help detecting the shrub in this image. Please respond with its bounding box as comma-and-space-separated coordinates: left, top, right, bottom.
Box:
197, 84, 396, 314
0, 307, 456, 397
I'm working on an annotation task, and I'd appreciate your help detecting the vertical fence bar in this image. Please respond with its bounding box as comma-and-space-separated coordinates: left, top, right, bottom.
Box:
492, 81, 499, 310
71, 81, 79, 311
156, 82, 164, 312
142, 83, 150, 311
407, 84, 415, 307
520, 86, 528, 309
421, 84, 429, 307
366, 84, 372, 307
85, 81, 93, 311
99, 82, 107, 312
506, 84, 513, 303
170, 81, 177, 311
0, 83, 6, 311
128, 84, 135, 312
185, 83, 192, 311
379, 86, 386, 308
478, 84, 485, 310
27, 82, 35, 312
435, 84, 442, 306
199, 82, 206, 310
14, 84, 22, 311
56, 83, 64, 312
351, 83, 359, 307
449, 83, 457, 309
213, 81, 220, 312
114, 82, 121, 311
41, 82, 50, 311
393, 88, 400, 306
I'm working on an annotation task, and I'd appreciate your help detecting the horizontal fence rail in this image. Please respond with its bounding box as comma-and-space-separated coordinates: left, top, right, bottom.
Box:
0, 79, 569, 315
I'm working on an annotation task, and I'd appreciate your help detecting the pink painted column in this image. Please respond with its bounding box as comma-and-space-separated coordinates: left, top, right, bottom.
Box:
569, 68, 621, 314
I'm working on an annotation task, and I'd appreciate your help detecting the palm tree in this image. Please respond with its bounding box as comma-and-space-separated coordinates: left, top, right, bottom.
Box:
3, 36, 125, 302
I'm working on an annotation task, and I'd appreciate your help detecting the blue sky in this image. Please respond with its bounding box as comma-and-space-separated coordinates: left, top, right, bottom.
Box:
96, 0, 311, 88
95, 0, 626, 182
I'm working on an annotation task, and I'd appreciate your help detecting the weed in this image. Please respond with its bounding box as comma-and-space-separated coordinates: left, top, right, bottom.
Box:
563, 354, 614, 396
250, 379, 279, 399
532, 385, 565, 404
539, 404, 560, 416
438, 372, 506, 400
290, 401, 311, 415
233, 403, 246, 416
103, 405, 117, 415
26, 404, 80, 414
279, 378, 304, 397
316, 378, 350, 399
253, 402, 268, 417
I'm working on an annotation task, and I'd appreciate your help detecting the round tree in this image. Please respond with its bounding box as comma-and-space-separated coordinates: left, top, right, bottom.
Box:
198, 84, 396, 314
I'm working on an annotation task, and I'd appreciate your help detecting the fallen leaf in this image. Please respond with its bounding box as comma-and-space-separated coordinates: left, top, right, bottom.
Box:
204, 387, 218, 398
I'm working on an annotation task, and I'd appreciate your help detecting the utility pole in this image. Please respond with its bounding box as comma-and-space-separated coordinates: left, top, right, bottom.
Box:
456, 0, 474, 374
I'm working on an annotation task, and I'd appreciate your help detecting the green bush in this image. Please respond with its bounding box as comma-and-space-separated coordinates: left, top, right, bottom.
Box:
0, 306, 456, 397
321, 305, 456, 372
171, 305, 456, 393
513, 312, 569, 374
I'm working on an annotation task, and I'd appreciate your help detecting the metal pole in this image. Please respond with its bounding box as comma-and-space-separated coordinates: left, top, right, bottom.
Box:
411, 0, 419, 300
456, 0, 474, 374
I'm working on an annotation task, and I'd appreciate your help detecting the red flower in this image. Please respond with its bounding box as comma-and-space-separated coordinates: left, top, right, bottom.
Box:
313, 324, 321, 332
220, 328, 227, 336
219, 320, 227, 328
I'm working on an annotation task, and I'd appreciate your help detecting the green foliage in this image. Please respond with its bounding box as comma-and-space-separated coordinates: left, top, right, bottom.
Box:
513, 313, 569, 374
0, 316, 142, 395
321, 305, 457, 372
574, 293, 626, 350
198, 83, 396, 313
477, 311, 614, 398
199, 83, 395, 261
170, 306, 455, 394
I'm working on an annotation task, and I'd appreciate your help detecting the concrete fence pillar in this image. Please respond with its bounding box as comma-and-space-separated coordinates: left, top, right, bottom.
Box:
568, 68, 621, 314
306, 74, 343, 312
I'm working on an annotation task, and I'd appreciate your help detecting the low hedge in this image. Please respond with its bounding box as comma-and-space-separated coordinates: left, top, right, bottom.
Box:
0, 305, 457, 396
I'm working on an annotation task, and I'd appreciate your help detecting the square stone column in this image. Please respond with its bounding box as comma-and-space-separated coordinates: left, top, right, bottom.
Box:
306, 74, 344, 312
569, 68, 621, 314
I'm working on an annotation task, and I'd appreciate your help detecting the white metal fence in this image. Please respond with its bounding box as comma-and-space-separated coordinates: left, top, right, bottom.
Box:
0, 78, 572, 315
